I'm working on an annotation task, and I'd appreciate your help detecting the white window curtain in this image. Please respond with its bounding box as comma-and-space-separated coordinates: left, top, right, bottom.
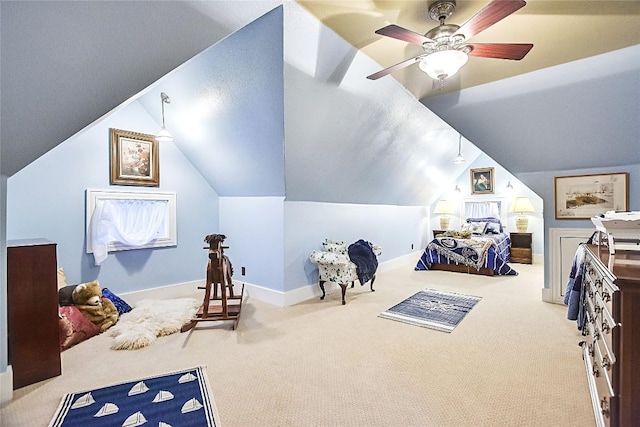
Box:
465, 201, 501, 220
90, 199, 168, 265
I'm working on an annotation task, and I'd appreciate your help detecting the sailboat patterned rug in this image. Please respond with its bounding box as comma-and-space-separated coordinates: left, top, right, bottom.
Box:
48, 366, 219, 427
379, 288, 482, 333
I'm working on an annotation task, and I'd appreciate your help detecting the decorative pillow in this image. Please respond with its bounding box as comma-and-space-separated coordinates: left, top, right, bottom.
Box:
467, 217, 503, 232
324, 239, 346, 246
58, 285, 77, 306
442, 230, 472, 239
101, 288, 133, 316
58, 305, 101, 351
322, 242, 347, 254
469, 221, 488, 235
461, 223, 472, 232
57, 267, 67, 289
485, 222, 501, 234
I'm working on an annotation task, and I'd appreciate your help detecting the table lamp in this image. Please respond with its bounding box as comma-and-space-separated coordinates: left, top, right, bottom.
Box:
510, 197, 535, 232
433, 200, 454, 230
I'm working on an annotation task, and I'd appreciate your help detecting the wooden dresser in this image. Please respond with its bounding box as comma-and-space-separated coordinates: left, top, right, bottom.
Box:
7, 239, 61, 389
580, 244, 640, 427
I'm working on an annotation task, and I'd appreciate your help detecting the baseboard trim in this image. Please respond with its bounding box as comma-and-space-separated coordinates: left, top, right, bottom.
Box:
120, 279, 206, 306
118, 253, 420, 308
378, 251, 420, 273
0, 366, 13, 404
541, 287, 556, 304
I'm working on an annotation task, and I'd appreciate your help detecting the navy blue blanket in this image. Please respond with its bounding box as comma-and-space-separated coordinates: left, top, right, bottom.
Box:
348, 240, 378, 284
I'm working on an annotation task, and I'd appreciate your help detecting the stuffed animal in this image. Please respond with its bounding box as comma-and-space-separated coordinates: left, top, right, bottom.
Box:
72, 280, 119, 332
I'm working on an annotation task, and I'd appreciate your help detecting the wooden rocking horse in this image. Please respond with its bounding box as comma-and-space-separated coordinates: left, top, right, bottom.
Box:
181, 234, 244, 332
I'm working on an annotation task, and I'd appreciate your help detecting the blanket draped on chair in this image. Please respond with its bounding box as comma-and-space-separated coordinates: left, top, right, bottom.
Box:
348, 240, 378, 284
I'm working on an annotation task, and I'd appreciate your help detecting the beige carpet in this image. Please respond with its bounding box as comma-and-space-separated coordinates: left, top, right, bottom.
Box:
0, 257, 594, 426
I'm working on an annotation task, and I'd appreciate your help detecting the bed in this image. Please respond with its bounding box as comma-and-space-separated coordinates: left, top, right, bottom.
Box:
415, 200, 518, 276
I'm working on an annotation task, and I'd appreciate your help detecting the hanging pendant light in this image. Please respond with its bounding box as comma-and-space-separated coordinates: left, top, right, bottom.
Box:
453, 134, 465, 164
155, 92, 174, 142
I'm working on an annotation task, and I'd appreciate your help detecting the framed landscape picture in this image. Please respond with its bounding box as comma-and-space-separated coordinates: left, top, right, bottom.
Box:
554, 172, 628, 219
470, 167, 494, 195
110, 128, 159, 187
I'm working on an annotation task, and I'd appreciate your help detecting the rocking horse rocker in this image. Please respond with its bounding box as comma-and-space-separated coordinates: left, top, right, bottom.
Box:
181, 234, 244, 332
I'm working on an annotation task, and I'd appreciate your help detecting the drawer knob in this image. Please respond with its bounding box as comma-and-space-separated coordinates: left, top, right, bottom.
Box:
602, 355, 611, 370
601, 396, 609, 417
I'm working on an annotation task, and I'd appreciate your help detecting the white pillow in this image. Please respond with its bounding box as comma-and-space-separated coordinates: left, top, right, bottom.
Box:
469, 221, 488, 235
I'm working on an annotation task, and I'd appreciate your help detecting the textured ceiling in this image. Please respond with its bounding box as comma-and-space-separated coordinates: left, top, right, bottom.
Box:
298, 0, 640, 100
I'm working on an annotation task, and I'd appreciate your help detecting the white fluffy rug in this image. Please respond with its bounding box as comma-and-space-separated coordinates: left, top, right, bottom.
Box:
109, 298, 200, 350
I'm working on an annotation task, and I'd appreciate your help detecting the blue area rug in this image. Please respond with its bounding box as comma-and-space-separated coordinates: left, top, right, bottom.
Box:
49, 366, 219, 427
379, 289, 481, 333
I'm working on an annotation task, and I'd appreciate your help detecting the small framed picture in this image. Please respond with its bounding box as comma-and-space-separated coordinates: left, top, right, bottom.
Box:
554, 172, 628, 219
470, 167, 494, 195
110, 128, 159, 187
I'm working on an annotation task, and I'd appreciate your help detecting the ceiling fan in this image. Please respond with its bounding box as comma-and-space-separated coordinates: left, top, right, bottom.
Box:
366, 0, 533, 83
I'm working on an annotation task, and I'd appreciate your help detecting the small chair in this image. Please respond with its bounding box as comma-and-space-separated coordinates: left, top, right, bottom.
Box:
309, 239, 382, 305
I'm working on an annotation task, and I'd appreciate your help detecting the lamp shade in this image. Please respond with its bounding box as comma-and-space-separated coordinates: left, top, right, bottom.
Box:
510, 197, 535, 214
419, 50, 468, 81
510, 197, 535, 232
433, 200, 454, 214
155, 126, 174, 142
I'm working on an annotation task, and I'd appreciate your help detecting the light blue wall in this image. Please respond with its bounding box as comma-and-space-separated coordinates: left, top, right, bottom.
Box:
7, 101, 220, 293
219, 197, 285, 291
284, 201, 428, 291
517, 163, 640, 288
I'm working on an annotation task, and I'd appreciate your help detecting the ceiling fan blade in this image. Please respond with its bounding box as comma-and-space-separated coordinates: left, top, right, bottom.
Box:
375, 24, 435, 46
467, 43, 533, 60
453, 0, 526, 41
366, 55, 423, 80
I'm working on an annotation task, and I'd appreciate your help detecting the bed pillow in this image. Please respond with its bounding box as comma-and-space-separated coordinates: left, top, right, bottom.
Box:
467, 217, 503, 232
101, 288, 133, 316
58, 305, 101, 351
469, 221, 488, 235
485, 222, 501, 234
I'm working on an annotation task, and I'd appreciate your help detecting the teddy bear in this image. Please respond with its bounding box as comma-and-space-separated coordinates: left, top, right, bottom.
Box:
72, 280, 119, 332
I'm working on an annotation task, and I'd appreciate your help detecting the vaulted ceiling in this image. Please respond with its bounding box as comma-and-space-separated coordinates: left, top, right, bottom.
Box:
1, 0, 639, 205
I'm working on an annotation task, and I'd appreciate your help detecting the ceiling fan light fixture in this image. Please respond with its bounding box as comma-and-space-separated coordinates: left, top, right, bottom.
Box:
419, 49, 468, 81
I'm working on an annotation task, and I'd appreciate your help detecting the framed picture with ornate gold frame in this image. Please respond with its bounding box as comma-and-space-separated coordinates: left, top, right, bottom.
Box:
110, 128, 159, 187
554, 172, 628, 219
470, 167, 494, 195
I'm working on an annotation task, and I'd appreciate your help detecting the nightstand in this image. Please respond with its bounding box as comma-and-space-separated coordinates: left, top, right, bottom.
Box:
433, 230, 446, 238
510, 232, 532, 264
